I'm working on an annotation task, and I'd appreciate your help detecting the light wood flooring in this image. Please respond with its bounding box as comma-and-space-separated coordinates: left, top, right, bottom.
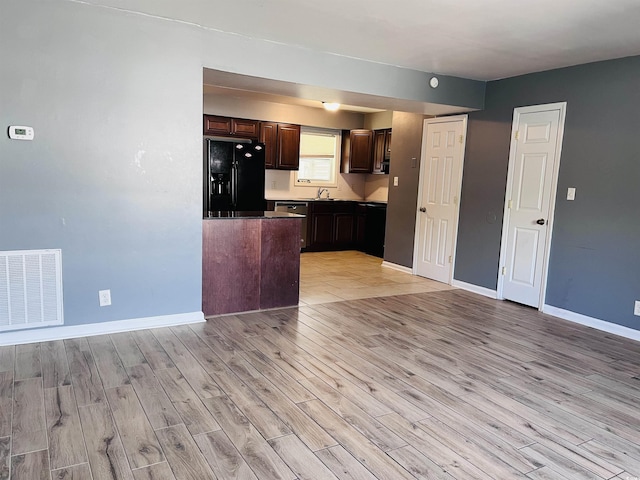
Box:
1, 252, 640, 479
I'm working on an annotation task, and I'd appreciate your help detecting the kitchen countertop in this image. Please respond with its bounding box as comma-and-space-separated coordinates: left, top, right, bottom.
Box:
204, 211, 304, 219
268, 198, 387, 205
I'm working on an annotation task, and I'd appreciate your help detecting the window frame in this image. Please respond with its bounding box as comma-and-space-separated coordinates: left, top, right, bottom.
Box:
295, 127, 342, 188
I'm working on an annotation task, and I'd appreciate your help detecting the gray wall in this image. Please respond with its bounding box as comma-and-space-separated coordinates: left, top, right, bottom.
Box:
1, 0, 484, 331
384, 112, 426, 267
0, 1, 204, 325
455, 56, 640, 330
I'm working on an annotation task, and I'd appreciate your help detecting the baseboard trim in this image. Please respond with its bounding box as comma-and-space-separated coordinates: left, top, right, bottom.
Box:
542, 305, 640, 342
381, 261, 413, 274
0, 311, 205, 346
451, 280, 498, 299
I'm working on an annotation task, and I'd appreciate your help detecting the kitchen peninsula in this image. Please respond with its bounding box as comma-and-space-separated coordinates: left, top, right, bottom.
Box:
202, 211, 303, 316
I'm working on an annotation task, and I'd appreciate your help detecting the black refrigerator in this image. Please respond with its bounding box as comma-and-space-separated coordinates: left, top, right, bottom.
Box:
204, 138, 266, 213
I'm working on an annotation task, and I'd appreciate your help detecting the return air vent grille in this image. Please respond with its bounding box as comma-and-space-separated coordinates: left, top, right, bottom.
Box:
0, 249, 64, 332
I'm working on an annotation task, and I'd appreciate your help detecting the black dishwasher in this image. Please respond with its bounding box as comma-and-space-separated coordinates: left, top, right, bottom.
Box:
274, 201, 308, 250
359, 203, 387, 258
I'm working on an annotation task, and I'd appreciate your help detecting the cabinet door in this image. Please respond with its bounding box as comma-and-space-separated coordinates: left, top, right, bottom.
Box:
334, 214, 355, 247
355, 212, 367, 249
276, 124, 301, 170
372, 130, 386, 174
231, 118, 259, 139
259, 122, 278, 169
348, 129, 373, 173
311, 213, 334, 249
204, 115, 232, 135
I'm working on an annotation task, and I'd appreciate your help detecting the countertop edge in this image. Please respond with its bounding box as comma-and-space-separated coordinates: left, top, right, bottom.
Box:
204, 211, 304, 220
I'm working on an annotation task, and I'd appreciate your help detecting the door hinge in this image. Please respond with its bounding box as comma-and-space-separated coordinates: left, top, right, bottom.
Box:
508, 200, 513, 209
515, 131, 519, 140
501, 266, 506, 275
448, 256, 452, 264
459, 135, 464, 144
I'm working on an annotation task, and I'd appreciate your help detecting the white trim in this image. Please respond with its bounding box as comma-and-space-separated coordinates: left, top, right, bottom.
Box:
412, 115, 468, 285
0, 311, 205, 346
497, 102, 567, 309
381, 261, 413, 274
543, 305, 640, 343
451, 279, 498, 299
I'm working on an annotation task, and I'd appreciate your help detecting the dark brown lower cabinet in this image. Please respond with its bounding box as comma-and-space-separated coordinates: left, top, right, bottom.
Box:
310, 213, 334, 249
305, 200, 386, 257
202, 217, 301, 316
334, 214, 355, 247
355, 205, 367, 248
307, 201, 356, 251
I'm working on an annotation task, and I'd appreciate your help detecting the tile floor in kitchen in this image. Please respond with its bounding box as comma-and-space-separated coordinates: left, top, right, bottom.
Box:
299, 250, 455, 306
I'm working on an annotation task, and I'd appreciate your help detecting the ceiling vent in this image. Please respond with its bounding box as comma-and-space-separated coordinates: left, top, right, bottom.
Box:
0, 249, 64, 332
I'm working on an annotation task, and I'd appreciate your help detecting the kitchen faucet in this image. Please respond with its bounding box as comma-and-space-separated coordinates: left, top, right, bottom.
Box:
317, 187, 329, 199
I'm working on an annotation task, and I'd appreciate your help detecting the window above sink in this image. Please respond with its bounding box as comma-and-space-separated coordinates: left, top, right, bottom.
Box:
295, 127, 341, 187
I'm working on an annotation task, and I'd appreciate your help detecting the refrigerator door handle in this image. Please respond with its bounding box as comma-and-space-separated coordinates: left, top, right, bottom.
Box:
231, 161, 238, 208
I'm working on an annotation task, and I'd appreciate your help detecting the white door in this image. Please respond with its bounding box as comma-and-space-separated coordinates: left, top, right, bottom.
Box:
501, 104, 565, 308
414, 117, 466, 283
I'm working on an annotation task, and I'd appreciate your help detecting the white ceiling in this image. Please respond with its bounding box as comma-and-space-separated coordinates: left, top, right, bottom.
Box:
88, 0, 640, 80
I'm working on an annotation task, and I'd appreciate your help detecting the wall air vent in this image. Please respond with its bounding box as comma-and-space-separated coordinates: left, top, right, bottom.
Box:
0, 249, 64, 332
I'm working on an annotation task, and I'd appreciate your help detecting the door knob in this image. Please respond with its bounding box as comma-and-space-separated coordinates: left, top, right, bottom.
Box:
419, 207, 427, 213
536, 218, 546, 225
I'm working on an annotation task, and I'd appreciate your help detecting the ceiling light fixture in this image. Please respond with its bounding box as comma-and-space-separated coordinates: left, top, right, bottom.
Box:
322, 102, 340, 112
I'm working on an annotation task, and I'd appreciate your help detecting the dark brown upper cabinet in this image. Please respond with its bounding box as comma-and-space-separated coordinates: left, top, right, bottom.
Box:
372, 128, 392, 174
259, 122, 278, 169
342, 129, 374, 173
203, 115, 259, 139
276, 124, 301, 170
260, 122, 301, 170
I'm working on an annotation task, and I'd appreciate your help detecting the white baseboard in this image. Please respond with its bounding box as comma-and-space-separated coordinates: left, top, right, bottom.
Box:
0, 311, 205, 346
451, 279, 498, 299
381, 261, 413, 274
543, 305, 640, 343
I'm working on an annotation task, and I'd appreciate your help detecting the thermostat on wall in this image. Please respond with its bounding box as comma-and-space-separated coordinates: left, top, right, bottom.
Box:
8, 126, 34, 140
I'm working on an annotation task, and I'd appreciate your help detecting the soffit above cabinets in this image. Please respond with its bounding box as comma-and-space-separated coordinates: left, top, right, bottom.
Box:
86, 0, 640, 81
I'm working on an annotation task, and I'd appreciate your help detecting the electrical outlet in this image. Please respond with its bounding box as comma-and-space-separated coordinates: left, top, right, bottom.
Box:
99, 289, 111, 307
634, 300, 640, 316
271, 180, 276, 189
393, 176, 399, 187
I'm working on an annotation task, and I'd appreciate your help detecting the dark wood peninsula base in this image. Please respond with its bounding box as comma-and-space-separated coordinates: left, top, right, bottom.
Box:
202, 212, 303, 316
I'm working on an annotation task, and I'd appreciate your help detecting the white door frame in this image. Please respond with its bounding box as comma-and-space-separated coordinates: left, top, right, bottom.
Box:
497, 102, 567, 309
412, 114, 468, 284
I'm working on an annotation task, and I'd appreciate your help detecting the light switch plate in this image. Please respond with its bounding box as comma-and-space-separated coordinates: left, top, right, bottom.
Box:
393, 176, 399, 187
567, 187, 576, 200
634, 300, 640, 316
